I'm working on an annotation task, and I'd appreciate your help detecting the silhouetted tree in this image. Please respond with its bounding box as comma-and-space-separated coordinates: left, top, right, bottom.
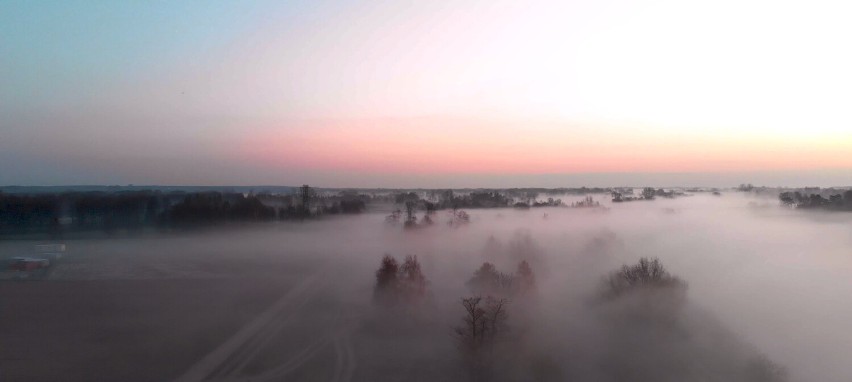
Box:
779, 192, 796, 207
571, 195, 600, 208
524, 191, 539, 205
374, 255, 400, 306
516, 260, 536, 296
297, 184, 315, 217
780, 189, 852, 211
399, 255, 428, 303
441, 189, 455, 208
373, 254, 429, 307
167, 192, 274, 226
339, 199, 366, 213
599, 258, 688, 324
603, 257, 685, 298
454, 296, 509, 382
395, 191, 420, 204
404, 200, 418, 228
467, 262, 514, 297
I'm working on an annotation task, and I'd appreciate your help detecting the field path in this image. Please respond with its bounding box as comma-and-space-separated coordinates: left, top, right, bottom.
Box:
248, 334, 334, 382
174, 269, 328, 382
333, 331, 357, 382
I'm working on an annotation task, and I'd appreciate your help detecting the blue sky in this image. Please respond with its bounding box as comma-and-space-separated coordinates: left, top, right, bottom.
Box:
2, 0, 851, 187
1, 0, 283, 111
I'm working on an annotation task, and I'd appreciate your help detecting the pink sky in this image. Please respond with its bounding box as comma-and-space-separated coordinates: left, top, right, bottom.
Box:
235, 117, 852, 176
3, 0, 851, 186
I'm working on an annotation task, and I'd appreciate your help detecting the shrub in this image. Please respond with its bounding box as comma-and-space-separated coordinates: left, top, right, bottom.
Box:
603, 257, 685, 298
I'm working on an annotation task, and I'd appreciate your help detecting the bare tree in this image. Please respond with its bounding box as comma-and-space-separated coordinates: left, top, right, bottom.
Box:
600, 257, 688, 322
482, 297, 509, 343
604, 257, 684, 298
454, 296, 510, 382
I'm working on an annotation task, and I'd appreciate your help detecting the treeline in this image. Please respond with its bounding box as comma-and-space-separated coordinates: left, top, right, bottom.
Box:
738, 184, 852, 201
612, 187, 685, 202
409, 190, 513, 209
394, 189, 569, 210
0, 191, 167, 234
0, 186, 368, 234
779, 189, 852, 211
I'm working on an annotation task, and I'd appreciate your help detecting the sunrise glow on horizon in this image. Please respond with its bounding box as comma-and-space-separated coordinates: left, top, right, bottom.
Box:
3, 0, 851, 187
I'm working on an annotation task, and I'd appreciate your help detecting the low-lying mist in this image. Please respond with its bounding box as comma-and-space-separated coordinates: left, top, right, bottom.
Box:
2, 192, 851, 382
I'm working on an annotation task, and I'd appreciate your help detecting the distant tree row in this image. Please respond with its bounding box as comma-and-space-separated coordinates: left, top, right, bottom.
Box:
512, 197, 565, 209
0, 191, 168, 234
167, 192, 276, 225
387, 190, 572, 228
404, 190, 513, 209
386, 203, 469, 229
611, 187, 684, 202
738, 184, 851, 201
779, 190, 852, 211
395, 189, 577, 210
270, 186, 368, 219
570, 195, 602, 208
0, 185, 368, 234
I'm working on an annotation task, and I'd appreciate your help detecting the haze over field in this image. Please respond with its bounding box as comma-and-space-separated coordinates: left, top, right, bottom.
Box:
2, 192, 852, 381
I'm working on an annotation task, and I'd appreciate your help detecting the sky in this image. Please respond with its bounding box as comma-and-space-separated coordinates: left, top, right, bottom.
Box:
2, 0, 851, 188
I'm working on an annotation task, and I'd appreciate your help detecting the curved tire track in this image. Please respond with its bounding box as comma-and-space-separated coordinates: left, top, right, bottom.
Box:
175, 270, 328, 382
334, 331, 357, 382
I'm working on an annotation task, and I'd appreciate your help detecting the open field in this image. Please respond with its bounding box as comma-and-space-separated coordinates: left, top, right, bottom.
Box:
2, 193, 852, 381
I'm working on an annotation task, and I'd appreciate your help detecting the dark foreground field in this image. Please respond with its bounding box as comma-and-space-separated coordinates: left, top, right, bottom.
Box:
0, 277, 293, 381
0, 226, 455, 382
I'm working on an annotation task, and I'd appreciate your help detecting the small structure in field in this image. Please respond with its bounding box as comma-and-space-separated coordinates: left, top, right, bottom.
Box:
8, 257, 50, 272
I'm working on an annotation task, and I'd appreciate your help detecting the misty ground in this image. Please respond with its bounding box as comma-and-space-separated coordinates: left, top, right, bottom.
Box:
1, 193, 851, 382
